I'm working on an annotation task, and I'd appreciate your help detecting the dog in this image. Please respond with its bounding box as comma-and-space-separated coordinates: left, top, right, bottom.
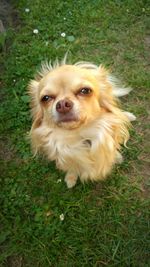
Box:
28, 57, 136, 188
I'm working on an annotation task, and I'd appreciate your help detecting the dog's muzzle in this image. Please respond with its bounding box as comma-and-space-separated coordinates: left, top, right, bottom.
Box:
56, 98, 77, 123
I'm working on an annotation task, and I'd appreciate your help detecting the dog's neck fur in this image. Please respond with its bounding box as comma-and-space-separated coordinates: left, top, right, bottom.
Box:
33, 113, 123, 181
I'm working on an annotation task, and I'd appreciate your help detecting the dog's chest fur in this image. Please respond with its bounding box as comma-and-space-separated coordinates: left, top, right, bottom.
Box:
40, 119, 116, 180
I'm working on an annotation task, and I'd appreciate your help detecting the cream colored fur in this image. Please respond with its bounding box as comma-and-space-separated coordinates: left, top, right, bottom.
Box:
28, 58, 135, 188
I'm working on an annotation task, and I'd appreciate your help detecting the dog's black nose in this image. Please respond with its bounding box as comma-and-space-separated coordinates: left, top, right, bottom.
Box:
56, 99, 73, 114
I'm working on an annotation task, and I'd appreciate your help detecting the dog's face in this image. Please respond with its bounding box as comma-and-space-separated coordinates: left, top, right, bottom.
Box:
31, 65, 104, 129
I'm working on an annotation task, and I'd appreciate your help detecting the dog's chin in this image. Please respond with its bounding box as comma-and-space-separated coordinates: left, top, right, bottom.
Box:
58, 121, 81, 129
57, 119, 81, 129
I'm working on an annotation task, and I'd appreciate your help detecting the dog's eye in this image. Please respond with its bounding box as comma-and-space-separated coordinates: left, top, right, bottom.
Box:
41, 95, 55, 102
79, 88, 92, 95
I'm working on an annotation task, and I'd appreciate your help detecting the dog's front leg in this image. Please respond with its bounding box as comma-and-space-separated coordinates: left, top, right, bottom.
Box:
65, 172, 78, 188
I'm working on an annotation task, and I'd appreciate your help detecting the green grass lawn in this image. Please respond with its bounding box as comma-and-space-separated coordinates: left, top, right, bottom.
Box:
0, 0, 149, 266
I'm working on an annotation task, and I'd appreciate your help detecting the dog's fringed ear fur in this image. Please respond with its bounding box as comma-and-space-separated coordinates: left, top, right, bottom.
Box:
93, 66, 119, 113
28, 79, 43, 129
95, 66, 132, 146
28, 79, 44, 156
94, 65, 132, 113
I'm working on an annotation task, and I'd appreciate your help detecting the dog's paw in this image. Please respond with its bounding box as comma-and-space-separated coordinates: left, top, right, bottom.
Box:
65, 173, 78, 188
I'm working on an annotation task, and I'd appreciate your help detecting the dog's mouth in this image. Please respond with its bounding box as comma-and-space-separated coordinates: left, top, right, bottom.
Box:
57, 113, 78, 123
55, 112, 84, 129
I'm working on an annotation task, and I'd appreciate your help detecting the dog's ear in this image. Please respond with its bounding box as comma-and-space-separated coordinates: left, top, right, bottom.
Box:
28, 79, 43, 129
96, 65, 132, 114
96, 66, 131, 145
99, 90, 119, 113
95, 66, 119, 113
28, 79, 44, 155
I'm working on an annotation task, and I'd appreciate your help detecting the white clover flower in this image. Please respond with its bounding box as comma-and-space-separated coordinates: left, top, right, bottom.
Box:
25, 8, 30, 13
59, 214, 64, 221
56, 179, 62, 183
33, 29, 39, 34
63, 17, 66, 20
61, 32, 66, 37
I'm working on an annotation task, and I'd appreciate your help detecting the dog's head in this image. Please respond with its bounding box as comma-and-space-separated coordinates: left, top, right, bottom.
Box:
28, 60, 125, 130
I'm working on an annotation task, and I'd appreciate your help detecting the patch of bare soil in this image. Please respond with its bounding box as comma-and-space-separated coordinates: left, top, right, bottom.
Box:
6, 255, 23, 267
144, 35, 150, 48
0, 1, 20, 162
0, 0, 20, 29
0, 138, 16, 161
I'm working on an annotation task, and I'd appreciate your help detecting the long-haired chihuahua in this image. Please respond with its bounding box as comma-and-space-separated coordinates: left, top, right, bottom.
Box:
28, 57, 135, 188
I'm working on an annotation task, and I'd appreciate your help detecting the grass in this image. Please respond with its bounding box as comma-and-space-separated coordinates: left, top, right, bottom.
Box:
0, 0, 150, 266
